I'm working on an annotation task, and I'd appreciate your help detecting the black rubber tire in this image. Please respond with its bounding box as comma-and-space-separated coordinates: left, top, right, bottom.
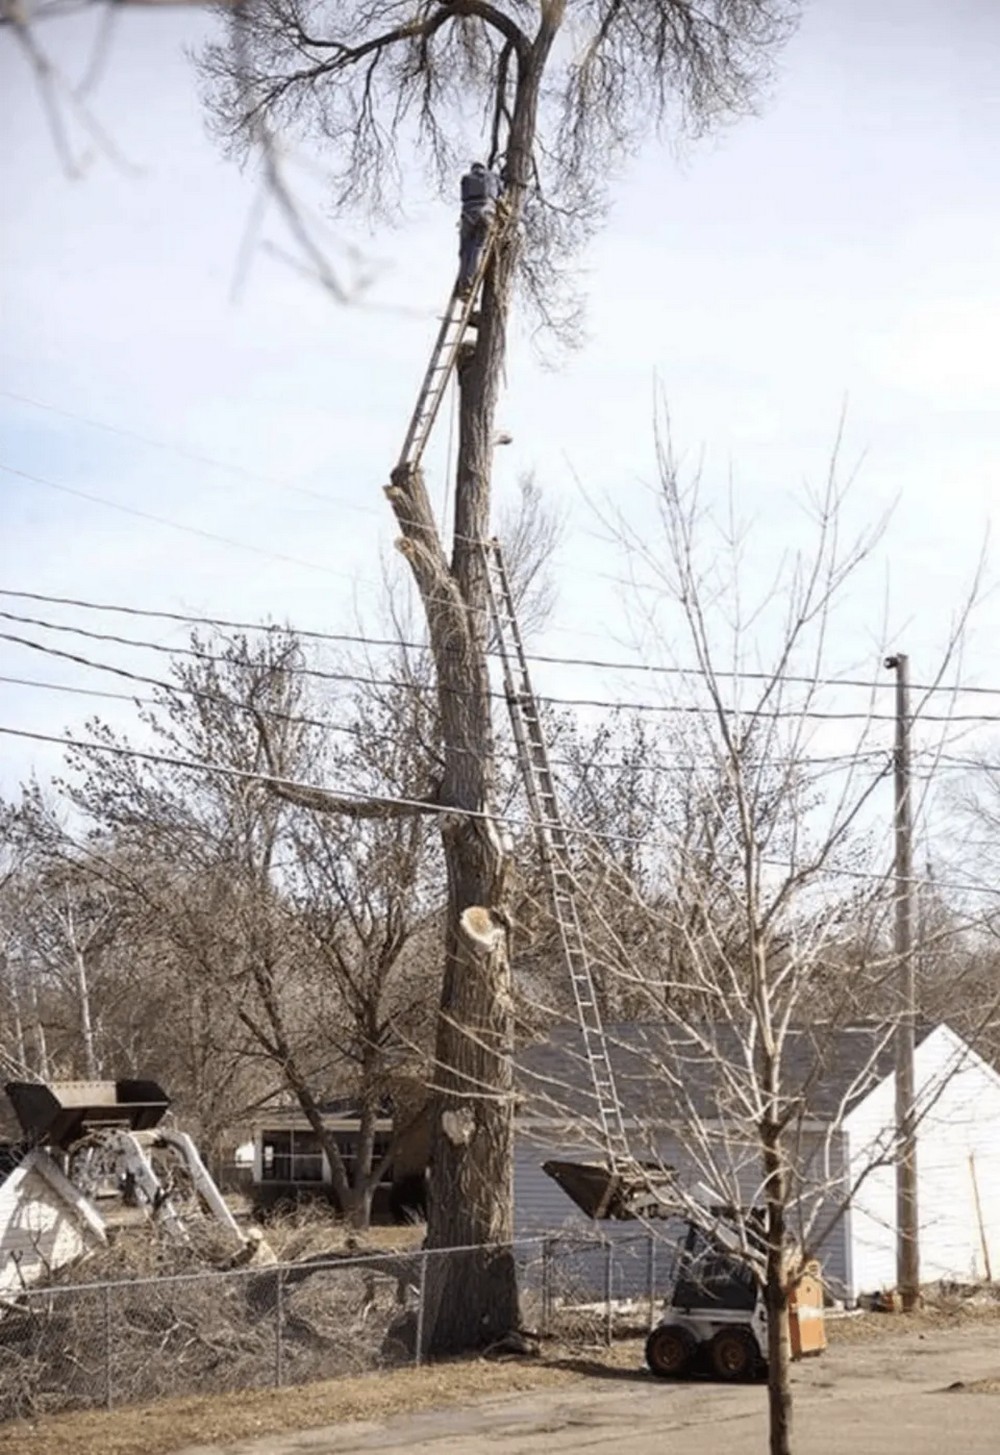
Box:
708, 1326, 759, 1381
645, 1324, 697, 1379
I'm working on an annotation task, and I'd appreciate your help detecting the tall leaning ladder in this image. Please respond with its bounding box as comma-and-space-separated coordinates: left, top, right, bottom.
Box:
396, 221, 502, 476
482, 539, 633, 1175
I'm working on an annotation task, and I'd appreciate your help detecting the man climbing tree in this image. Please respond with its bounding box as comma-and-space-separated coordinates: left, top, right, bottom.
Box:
204, 0, 799, 1358
458, 161, 504, 297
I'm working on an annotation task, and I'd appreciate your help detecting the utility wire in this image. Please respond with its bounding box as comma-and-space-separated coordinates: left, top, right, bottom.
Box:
0, 671, 901, 783
2, 587, 997, 701
0, 388, 550, 564
0, 724, 995, 901
6, 444, 992, 705
0, 589, 417, 655
0, 387, 381, 521
0, 723, 476, 821
3, 460, 614, 646
0, 608, 994, 724
1, 463, 361, 584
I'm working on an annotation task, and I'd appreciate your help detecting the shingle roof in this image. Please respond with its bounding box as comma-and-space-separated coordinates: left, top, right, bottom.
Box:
516, 1019, 939, 1125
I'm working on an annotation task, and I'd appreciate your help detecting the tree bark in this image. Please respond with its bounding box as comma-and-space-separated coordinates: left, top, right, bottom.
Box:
382, 31, 560, 1355
348, 1069, 380, 1231
762, 1123, 793, 1455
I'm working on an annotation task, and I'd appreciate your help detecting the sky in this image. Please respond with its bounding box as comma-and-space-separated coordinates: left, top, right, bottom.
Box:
2, 0, 1000, 861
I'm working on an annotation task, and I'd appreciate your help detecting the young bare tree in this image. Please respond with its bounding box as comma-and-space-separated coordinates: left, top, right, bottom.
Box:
3, 793, 140, 1082
926, 769, 1000, 1060
202, 0, 799, 1355
514, 440, 984, 1455
38, 629, 448, 1223
0, 805, 37, 1081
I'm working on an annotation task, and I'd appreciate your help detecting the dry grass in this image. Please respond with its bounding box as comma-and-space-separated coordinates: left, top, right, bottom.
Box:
258, 1205, 423, 1262
0, 1212, 432, 1427
5, 1285, 1000, 1455
825, 1294, 1000, 1345
0, 1354, 582, 1455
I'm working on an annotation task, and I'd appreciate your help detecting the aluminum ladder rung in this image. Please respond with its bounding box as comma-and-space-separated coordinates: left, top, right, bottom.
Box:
482, 537, 630, 1167
396, 224, 502, 475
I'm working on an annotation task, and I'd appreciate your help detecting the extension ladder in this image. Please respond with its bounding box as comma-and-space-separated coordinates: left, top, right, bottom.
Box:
482, 539, 632, 1172
395, 225, 501, 476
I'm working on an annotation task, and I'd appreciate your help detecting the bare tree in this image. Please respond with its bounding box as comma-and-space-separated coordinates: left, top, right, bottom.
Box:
927, 767, 1000, 1061
515, 438, 985, 1455
202, 0, 798, 1356
4, 794, 133, 1081
0, 805, 37, 1081
37, 628, 449, 1223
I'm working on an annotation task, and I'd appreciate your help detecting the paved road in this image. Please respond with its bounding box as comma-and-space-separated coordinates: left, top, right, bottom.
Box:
176, 1321, 1000, 1455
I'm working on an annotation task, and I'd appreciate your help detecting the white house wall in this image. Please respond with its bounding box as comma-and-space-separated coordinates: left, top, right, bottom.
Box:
844, 1024, 1000, 1297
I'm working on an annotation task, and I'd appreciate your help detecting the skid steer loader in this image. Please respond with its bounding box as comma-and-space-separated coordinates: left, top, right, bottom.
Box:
541, 1161, 824, 1381
645, 1213, 770, 1380
1, 1078, 270, 1295
643, 1202, 826, 1381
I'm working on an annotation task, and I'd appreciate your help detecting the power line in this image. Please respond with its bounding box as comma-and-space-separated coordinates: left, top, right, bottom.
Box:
4, 400, 996, 720
0, 720, 888, 850
0, 723, 471, 821
1, 463, 368, 584
1, 723, 997, 901
3, 587, 997, 701
3, 445, 990, 709
0, 615, 437, 702
2, 607, 996, 725
0, 589, 408, 654
0, 388, 556, 572
2, 462, 613, 646
0, 387, 382, 521
0, 666, 893, 780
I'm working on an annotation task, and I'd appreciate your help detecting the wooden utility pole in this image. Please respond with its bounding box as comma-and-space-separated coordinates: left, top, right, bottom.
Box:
885, 652, 919, 1309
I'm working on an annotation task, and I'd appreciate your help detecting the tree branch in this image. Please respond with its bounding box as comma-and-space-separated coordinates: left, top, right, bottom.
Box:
282, 1, 529, 73
250, 704, 440, 820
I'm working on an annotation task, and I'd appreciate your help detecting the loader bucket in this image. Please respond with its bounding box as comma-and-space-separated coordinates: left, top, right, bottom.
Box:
542, 1158, 677, 1221
4, 1079, 171, 1149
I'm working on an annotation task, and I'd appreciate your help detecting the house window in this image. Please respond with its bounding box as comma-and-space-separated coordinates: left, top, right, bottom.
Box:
259, 1126, 396, 1186
332, 1132, 395, 1186
260, 1130, 325, 1183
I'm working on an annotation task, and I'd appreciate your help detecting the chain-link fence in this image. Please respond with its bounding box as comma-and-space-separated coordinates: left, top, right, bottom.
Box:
0, 1229, 682, 1423
525, 1227, 682, 1344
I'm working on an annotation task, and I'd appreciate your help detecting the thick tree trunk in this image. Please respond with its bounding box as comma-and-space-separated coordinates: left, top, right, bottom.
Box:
393, 326, 518, 1349
384, 25, 561, 1357
380, 445, 519, 1345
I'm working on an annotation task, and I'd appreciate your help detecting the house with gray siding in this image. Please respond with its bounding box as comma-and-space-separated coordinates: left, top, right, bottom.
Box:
514, 1020, 1000, 1305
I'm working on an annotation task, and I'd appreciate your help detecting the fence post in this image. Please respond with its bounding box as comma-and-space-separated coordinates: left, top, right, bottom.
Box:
604, 1240, 614, 1347
414, 1251, 428, 1367
103, 1284, 114, 1411
646, 1230, 657, 1332
541, 1237, 552, 1338
274, 1268, 285, 1388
